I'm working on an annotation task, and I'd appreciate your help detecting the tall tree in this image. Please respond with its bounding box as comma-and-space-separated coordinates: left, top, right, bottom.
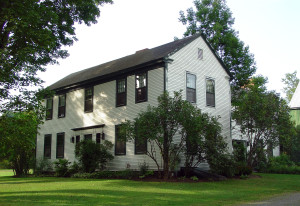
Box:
0, 0, 112, 111
179, 0, 256, 95
121, 92, 230, 179
281, 70, 299, 102
0, 111, 41, 176
232, 76, 295, 169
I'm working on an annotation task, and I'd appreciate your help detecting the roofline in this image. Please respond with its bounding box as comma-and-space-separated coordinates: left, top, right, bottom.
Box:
52, 58, 165, 94
200, 33, 232, 79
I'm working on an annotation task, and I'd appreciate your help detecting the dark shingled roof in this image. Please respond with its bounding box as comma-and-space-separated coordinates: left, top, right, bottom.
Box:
49, 33, 230, 92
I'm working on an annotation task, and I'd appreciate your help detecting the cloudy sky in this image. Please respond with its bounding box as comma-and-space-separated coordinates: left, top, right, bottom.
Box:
40, 0, 300, 97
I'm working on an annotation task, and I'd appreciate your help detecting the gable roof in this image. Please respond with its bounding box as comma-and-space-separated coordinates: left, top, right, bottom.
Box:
290, 83, 300, 109
49, 33, 231, 92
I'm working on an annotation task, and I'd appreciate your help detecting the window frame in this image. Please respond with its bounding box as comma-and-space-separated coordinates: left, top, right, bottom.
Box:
58, 94, 66, 118
84, 134, 93, 141
206, 78, 215, 107
135, 72, 148, 103
75, 135, 80, 144
116, 77, 127, 107
44, 134, 52, 159
186, 72, 196, 103
115, 125, 126, 156
56, 132, 65, 159
84, 87, 93, 113
134, 137, 147, 155
45, 98, 53, 120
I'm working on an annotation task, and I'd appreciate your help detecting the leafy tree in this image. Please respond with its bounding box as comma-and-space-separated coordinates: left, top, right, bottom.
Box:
281, 71, 299, 102
0, 0, 112, 111
232, 76, 295, 169
121, 92, 231, 179
179, 0, 256, 95
75, 139, 114, 173
0, 111, 40, 176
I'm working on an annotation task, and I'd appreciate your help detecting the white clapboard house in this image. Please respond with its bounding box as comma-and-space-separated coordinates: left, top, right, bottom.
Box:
36, 34, 232, 170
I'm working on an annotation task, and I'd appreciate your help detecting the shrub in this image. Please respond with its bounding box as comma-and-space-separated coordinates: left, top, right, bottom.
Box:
72, 170, 140, 179
139, 161, 149, 175
0, 159, 11, 169
54, 159, 70, 177
235, 163, 252, 176
266, 154, 300, 174
35, 158, 53, 175
69, 161, 80, 175
75, 139, 114, 173
208, 153, 236, 177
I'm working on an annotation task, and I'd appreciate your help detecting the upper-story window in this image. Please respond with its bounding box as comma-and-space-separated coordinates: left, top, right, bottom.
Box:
198, 48, 203, 60
46, 98, 53, 120
186, 73, 196, 103
136, 72, 147, 103
58, 94, 66, 118
116, 78, 126, 107
84, 87, 93, 113
206, 78, 215, 107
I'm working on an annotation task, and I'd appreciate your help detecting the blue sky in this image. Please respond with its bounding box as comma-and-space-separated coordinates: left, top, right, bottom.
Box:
41, 0, 300, 97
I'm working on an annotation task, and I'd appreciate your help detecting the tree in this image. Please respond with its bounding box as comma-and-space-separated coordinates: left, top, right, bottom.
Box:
281, 71, 299, 102
0, 111, 40, 176
0, 0, 112, 111
121, 92, 231, 179
179, 0, 256, 95
232, 76, 295, 169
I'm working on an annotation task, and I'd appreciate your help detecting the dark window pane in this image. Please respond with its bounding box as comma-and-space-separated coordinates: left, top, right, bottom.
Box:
44, 134, 52, 159
186, 73, 196, 103
76, 135, 80, 143
84, 134, 92, 141
206, 79, 215, 106
84, 87, 93, 112
56, 133, 64, 158
117, 78, 126, 106
135, 137, 147, 154
136, 87, 147, 102
115, 125, 126, 155
58, 94, 66, 118
46, 98, 53, 120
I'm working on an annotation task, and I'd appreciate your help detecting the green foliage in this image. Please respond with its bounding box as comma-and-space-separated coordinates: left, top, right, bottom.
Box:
0, 111, 40, 176
122, 91, 232, 179
0, 160, 11, 169
232, 76, 296, 168
281, 70, 299, 102
75, 139, 114, 173
190, 176, 199, 181
208, 153, 235, 177
179, 0, 256, 92
0, 0, 112, 111
54, 159, 71, 177
267, 155, 300, 174
35, 158, 53, 175
72, 170, 138, 179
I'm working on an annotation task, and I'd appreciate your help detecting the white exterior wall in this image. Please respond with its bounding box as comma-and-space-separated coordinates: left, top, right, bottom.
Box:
36, 68, 164, 170
167, 36, 232, 166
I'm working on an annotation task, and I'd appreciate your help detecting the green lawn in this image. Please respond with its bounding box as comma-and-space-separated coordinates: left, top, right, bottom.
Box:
0, 170, 299, 206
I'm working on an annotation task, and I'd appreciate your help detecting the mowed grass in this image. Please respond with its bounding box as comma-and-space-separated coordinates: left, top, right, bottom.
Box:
0, 170, 299, 206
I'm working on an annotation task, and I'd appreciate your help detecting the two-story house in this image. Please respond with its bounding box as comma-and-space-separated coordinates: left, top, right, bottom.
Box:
36, 34, 232, 171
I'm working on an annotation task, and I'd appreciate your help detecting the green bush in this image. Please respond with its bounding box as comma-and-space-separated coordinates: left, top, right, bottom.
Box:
35, 158, 53, 175
75, 139, 114, 173
235, 163, 252, 176
266, 154, 300, 174
0, 160, 11, 169
208, 153, 236, 177
54, 159, 71, 177
72, 170, 139, 179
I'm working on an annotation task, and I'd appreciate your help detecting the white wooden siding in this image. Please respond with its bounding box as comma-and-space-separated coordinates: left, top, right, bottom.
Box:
36, 68, 164, 170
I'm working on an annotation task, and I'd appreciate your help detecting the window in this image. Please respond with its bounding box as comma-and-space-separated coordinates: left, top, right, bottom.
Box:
46, 98, 53, 120
84, 134, 92, 141
135, 137, 147, 155
58, 94, 66, 118
186, 73, 196, 103
44, 134, 52, 159
116, 78, 126, 107
115, 125, 126, 155
206, 78, 215, 107
76, 135, 80, 144
56, 133, 65, 159
198, 48, 203, 60
136, 72, 147, 103
84, 87, 93, 112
